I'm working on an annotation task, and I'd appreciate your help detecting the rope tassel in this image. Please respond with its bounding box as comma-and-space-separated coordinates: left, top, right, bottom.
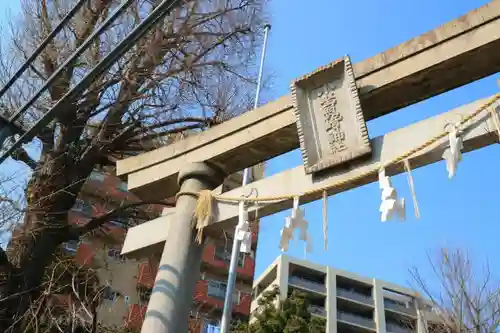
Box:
193, 190, 214, 244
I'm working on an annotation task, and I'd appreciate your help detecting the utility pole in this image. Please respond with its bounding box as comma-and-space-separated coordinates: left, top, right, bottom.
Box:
219, 23, 271, 333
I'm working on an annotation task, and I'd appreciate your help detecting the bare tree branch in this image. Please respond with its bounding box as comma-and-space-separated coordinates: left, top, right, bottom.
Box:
410, 248, 500, 333
69, 200, 175, 239
10, 147, 37, 170
0, 0, 268, 331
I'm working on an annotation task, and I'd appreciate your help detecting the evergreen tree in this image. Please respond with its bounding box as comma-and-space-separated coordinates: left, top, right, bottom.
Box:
234, 286, 326, 333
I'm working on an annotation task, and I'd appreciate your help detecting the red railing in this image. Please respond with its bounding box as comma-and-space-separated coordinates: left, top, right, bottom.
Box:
235, 292, 252, 315
84, 175, 134, 203
252, 230, 258, 243
75, 243, 94, 267
188, 317, 203, 333
137, 263, 158, 289
68, 211, 90, 226
124, 304, 147, 330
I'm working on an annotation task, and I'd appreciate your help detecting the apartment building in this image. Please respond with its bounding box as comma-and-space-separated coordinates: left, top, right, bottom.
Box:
59, 168, 164, 328
252, 255, 439, 333
59, 165, 261, 332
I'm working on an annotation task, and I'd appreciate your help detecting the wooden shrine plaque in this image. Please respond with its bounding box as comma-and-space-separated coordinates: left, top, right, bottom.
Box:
291, 56, 371, 174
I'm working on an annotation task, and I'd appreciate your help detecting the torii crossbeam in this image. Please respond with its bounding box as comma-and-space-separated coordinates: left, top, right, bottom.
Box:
117, 2, 500, 333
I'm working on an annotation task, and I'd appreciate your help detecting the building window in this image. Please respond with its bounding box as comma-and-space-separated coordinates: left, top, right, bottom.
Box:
203, 317, 220, 326
117, 181, 128, 192
62, 240, 79, 254
107, 248, 125, 262
252, 287, 258, 299
139, 288, 151, 303
385, 298, 410, 308
102, 286, 120, 300
207, 280, 239, 304
72, 199, 93, 216
108, 219, 128, 228
214, 245, 244, 267
203, 318, 221, 332
89, 171, 105, 182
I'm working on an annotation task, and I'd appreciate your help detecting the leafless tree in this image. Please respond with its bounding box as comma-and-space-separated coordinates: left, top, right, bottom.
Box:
410, 248, 500, 333
0, 0, 268, 331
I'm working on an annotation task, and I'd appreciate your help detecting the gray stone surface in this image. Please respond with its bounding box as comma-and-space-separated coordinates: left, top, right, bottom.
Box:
140, 162, 225, 333
291, 56, 371, 173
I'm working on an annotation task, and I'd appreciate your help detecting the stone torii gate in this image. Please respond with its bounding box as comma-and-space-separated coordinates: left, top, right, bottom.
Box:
117, 1, 500, 332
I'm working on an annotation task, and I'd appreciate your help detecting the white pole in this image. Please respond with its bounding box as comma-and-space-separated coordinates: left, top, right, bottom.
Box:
219, 23, 271, 333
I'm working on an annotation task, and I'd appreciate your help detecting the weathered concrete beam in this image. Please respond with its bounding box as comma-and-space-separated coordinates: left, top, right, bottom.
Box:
121, 97, 500, 257
121, 208, 175, 258
121, 183, 248, 257
117, 0, 500, 200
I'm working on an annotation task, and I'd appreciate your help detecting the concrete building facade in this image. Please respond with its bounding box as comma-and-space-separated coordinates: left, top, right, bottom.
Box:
252, 255, 438, 333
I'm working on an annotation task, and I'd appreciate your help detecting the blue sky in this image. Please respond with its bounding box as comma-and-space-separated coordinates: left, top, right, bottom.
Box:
0, 0, 498, 294
255, 0, 499, 291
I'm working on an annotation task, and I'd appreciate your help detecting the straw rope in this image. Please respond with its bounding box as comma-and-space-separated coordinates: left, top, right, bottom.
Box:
176, 93, 500, 224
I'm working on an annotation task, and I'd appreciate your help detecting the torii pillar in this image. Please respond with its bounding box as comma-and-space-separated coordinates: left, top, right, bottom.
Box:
140, 162, 225, 333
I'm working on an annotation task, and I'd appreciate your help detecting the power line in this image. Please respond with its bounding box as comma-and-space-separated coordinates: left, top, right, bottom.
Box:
0, 0, 182, 164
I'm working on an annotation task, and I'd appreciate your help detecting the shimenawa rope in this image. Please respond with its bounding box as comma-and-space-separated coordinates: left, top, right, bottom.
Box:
177, 93, 500, 232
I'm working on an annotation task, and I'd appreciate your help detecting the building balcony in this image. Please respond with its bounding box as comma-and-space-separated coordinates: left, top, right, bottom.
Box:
251, 230, 259, 244
386, 323, 415, 333
309, 305, 326, 317
188, 317, 203, 333
237, 293, 252, 316
51, 294, 72, 309
68, 211, 91, 226
137, 263, 158, 289
384, 299, 417, 317
337, 288, 374, 307
193, 280, 251, 316
337, 311, 376, 331
83, 172, 135, 203
124, 304, 147, 330
288, 276, 326, 294
75, 243, 95, 267
70, 210, 129, 244
188, 319, 222, 333
202, 244, 255, 278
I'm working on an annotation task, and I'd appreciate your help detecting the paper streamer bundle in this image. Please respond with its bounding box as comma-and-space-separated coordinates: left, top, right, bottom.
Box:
403, 159, 420, 219
490, 105, 500, 141
442, 127, 463, 179
322, 191, 328, 251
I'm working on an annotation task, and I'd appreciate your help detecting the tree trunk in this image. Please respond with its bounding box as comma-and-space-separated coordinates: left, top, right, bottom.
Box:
1, 217, 69, 333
